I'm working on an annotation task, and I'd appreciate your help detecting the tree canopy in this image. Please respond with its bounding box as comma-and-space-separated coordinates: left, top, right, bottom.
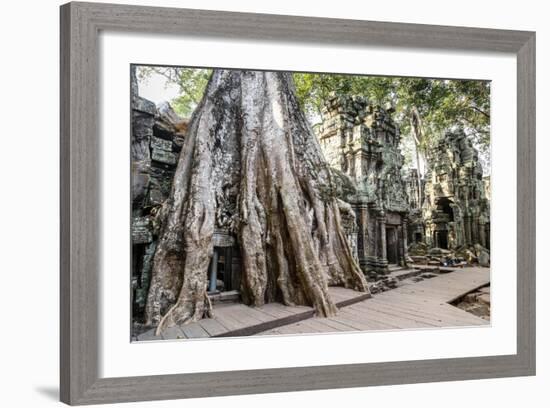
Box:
136, 66, 490, 174
137, 66, 211, 117
292, 73, 490, 174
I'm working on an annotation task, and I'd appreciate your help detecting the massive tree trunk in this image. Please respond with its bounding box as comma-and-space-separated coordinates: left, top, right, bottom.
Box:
145, 70, 369, 334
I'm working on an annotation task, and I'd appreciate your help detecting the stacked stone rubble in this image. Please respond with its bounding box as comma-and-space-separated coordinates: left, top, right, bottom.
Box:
130, 69, 187, 317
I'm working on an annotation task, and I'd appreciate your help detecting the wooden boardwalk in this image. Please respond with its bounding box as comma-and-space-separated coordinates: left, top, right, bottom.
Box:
136, 267, 489, 341
258, 267, 490, 336
136, 284, 371, 341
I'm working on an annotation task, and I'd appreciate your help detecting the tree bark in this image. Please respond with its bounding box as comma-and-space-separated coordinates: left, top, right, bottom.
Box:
145, 70, 369, 334
410, 106, 426, 206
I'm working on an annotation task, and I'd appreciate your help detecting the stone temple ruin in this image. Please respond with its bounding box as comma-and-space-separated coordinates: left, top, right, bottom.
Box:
316, 96, 491, 272
415, 127, 491, 266
131, 76, 490, 320
316, 94, 410, 279
424, 128, 490, 250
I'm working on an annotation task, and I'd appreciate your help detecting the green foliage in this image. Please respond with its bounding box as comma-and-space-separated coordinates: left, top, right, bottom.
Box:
137, 66, 490, 172
293, 73, 396, 122
293, 73, 490, 171
137, 66, 212, 117
398, 78, 490, 147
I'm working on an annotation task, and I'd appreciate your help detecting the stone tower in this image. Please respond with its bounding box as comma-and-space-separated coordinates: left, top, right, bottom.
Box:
422, 127, 490, 251
317, 94, 410, 277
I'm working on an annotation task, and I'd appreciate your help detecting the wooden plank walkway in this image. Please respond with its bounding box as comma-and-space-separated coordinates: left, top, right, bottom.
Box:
136, 284, 371, 341
136, 267, 489, 341
257, 267, 489, 336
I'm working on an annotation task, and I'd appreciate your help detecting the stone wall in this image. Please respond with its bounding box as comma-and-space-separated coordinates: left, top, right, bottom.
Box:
130, 69, 187, 317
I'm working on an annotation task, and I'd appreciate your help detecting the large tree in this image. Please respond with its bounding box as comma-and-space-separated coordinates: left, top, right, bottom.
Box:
145, 70, 369, 334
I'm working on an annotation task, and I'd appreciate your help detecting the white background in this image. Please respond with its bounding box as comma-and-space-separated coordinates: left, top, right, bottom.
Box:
0, 0, 546, 407
100, 32, 517, 378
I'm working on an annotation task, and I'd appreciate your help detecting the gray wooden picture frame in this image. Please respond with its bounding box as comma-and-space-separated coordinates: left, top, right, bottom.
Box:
60, 1, 536, 405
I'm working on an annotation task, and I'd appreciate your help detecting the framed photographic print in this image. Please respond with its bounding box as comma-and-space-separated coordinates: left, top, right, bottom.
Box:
60, 1, 535, 405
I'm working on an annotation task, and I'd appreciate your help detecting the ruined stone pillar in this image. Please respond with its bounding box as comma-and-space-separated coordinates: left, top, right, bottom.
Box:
464, 216, 471, 245
402, 218, 409, 266
208, 250, 219, 292
397, 225, 404, 266
355, 204, 369, 271
470, 217, 478, 245
478, 221, 486, 249
372, 211, 379, 263
379, 213, 388, 271
456, 222, 464, 247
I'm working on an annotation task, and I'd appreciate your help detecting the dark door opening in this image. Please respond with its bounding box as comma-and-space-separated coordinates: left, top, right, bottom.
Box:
434, 230, 448, 249
414, 232, 422, 243
386, 226, 399, 264
435, 197, 454, 221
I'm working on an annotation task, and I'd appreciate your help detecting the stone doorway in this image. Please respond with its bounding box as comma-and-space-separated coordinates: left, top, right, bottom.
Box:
386, 226, 399, 265
434, 230, 448, 249
435, 197, 455, 221
208, 247, 238, 293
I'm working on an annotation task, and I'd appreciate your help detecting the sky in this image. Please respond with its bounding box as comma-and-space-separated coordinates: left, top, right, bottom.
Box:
137, 70, 180, 104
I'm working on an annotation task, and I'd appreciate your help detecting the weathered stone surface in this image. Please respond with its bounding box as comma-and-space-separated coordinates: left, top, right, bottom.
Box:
154, 101, 188, 142
317, 94, 410, 277
134, 241, 157, 309
130, 78, 189, 321
147, 166, 176, 206
408, 241, 428, 256
422, 127, 490, 254
131, 110, 154, 160
475, 244, 490, 267
368, 276, 399, 294
133, 97, 156, 116
478, 293, 490, 306
130, 72, 155, 215
453, 285, 491, 320
132, 216, 153, 244
455, 246, 477, 264
212, 229, 235, 247
410, 255, 427, 264
150, 136, 173, 152
428, 247, 451, 256
151, 148, 178, 165
401, 126, 491, 267
132, 160, 151, 210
